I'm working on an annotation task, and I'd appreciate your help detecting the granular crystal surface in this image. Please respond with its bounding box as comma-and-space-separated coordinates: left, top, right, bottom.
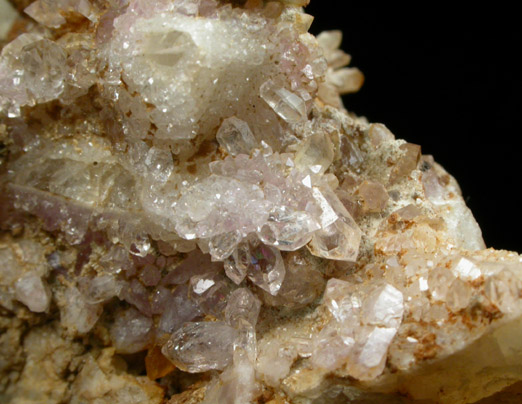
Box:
1, 1, 522, 403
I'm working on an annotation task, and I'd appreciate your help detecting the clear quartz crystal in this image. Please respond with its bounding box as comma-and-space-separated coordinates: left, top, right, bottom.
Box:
2, 1, 521, 403
225, 288, 261, 328
260, 79, 307, 124
162, 321, 238, 372
216, 117, 257, 156
224, 241, 250, 285
257, 206, 319, 251
246, 241, 286, 295
189, 273, 234, 318
308, 188, 361, 261
21, 39, 67, 103
294, 132, 335, 175
209, 230, 242, 261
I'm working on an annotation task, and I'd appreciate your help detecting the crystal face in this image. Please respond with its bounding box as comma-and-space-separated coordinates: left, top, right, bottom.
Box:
0, 1, 521, 404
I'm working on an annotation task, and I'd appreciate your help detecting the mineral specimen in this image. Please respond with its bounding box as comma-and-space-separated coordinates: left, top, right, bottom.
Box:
0, 1, 521, 403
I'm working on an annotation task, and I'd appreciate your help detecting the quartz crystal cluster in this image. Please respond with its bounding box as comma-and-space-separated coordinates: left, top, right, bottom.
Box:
1, 1, 521, 403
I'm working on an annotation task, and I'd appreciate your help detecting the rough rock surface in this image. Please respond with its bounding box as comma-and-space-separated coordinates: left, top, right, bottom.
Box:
0, 1, 521, 403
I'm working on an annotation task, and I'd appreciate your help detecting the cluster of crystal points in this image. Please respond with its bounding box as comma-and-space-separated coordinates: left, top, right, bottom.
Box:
1, 1, 522, 404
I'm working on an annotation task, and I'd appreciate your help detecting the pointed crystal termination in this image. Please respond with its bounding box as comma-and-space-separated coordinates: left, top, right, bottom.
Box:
389, 142, 421, 184
294, 132, 335, 175
189, 272, 234, 318
328, 67, 364, 94
216, 117, 257, 156
246, 241, 285, 295
225, 288, 261, 328
260, 79, 307, 124
224, 241, 250, 285
209, 230, 242, 261
308, 188, 361, 261
162, 321, 238, 373
24, 0, 97, 28
257, 206, 320, 251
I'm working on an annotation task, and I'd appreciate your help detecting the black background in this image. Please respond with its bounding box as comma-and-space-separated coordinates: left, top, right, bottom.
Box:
305, 4, 522, 252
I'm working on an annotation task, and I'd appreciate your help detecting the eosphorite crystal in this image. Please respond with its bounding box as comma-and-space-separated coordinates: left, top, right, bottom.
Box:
1, 1, 522, 403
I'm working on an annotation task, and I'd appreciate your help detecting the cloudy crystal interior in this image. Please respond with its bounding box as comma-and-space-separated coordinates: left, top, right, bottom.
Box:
1, 1, 522, 404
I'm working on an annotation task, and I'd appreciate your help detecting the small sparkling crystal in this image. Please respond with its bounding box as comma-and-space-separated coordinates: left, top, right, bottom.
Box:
0, 1, 520, 403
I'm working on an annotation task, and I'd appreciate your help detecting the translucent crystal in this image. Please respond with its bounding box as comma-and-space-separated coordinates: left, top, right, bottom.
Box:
14, 275, 51, 313
361, 284, 404, 329
189, 273, 234, 318
0, 0, 17, 40
247, 241, 285, 295
309, 214, 361, 262
294, 132, 334, 175
22, 39, 67, 103
328, 67, 364, 94
122, 279, 153, 316
316, 279, 404, 379
225, 288, 261, 328
110, 307, 153, 354
157, 284, 202, 338
59, 286, 102, 334
356, 180, 389, 213
356, 326, 397, 371
162, 321, 238, 372
389, 142, 421, 184
81, 274, 122, 304
257, 206, 319, 251
451, 257, 481, 281
368, 123, 395, 148
216, 117, 257, 156
428, 267, 456, 301
316, 30, 351, 69
1, 1, 520, 402
203, 351, 258, 404
209, 230, 242, 261
224, 241, 250, 285
340, 134, 364, 170
24, 0, 67, 28
323, 278, 359, 323
24, 0, 96, 28
308, 187, 361, 261
311, 323, 354, 370
445, 278, 472, 312
139, 264, 162, 287
260, 79, 307, 124
484, 269, 522, 313
262, 249, 325, 308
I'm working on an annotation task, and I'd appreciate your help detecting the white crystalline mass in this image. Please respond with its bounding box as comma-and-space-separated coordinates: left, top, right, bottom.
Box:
1, 1, 522, 404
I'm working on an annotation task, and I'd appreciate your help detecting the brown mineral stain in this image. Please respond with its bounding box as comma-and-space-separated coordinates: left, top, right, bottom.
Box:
186, 163, 197, 175
414, 333, 439, 361
145, 345, 176, 380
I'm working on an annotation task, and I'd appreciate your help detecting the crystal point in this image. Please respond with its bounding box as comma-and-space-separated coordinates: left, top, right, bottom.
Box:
1, 2, 521, 403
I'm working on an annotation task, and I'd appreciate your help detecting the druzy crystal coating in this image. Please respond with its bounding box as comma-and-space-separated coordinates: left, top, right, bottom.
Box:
1, 1, 522, 403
